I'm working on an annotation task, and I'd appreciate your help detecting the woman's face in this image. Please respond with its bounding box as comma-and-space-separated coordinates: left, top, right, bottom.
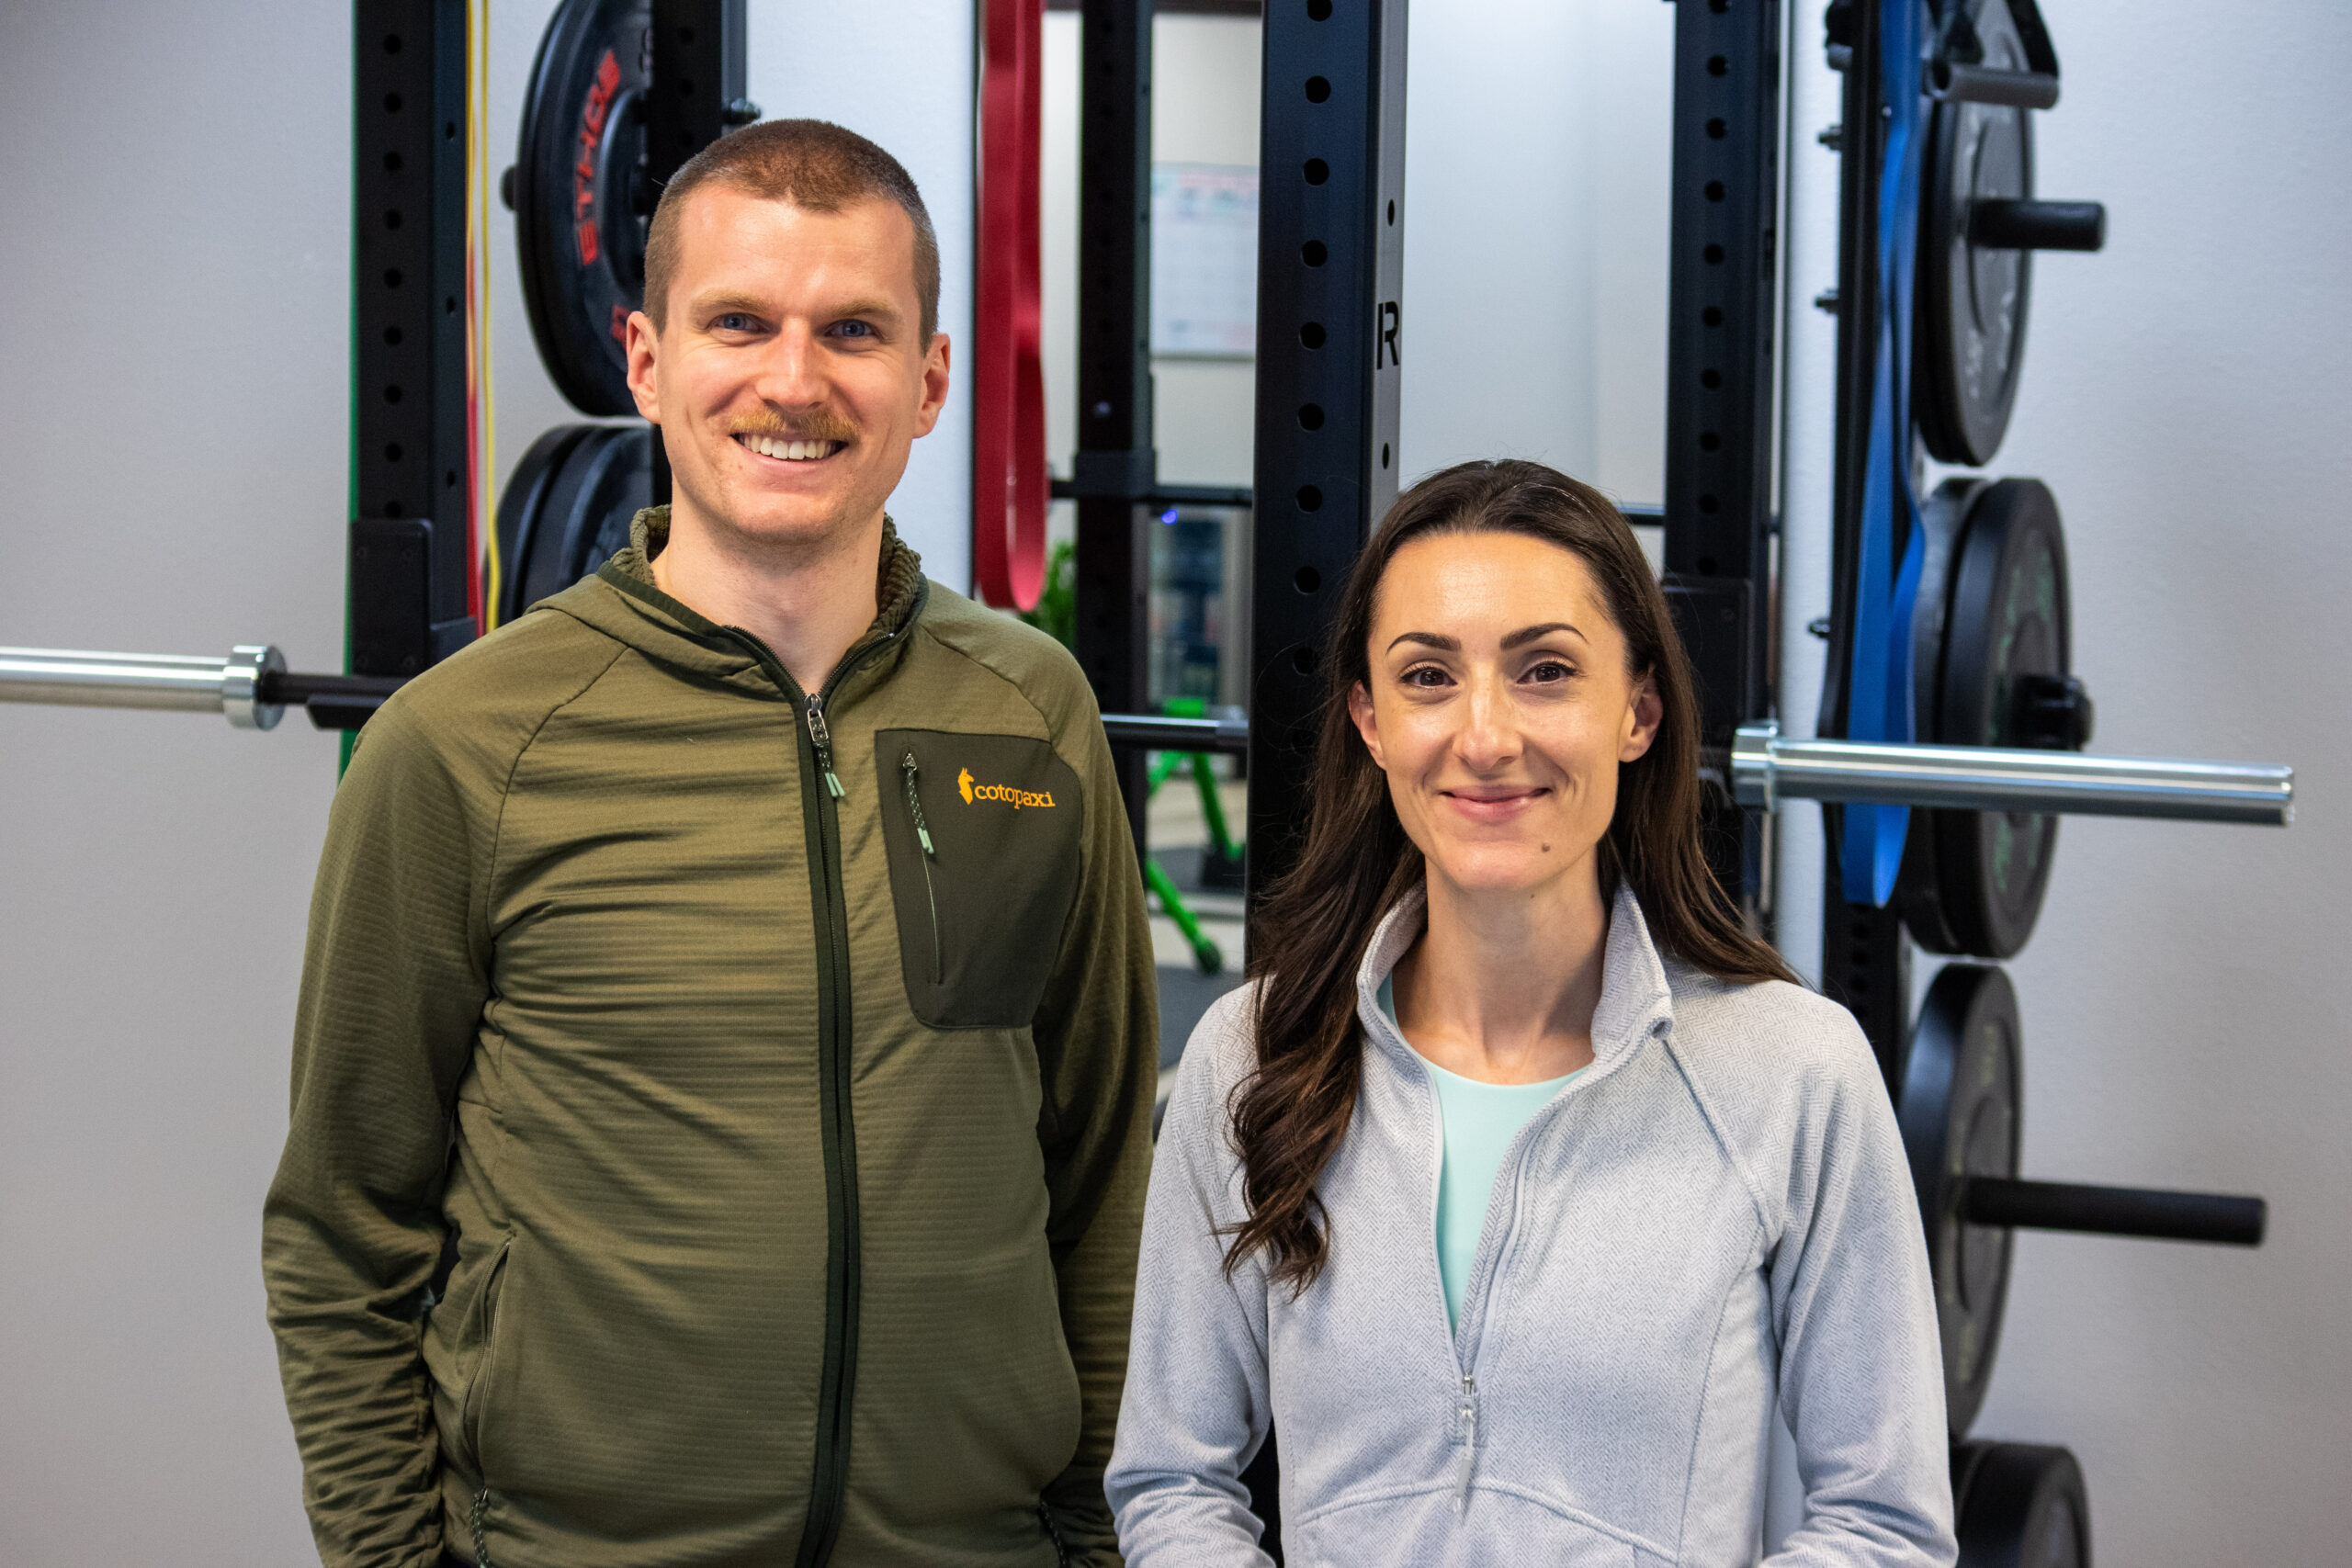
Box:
1347, 529, 1660, 900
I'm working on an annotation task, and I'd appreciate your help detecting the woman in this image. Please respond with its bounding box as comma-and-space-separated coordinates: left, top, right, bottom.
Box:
1107, 461, 1952, 1566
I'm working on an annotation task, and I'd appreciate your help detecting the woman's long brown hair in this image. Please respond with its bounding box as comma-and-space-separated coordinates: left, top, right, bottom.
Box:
1225, 459, 1798, 1294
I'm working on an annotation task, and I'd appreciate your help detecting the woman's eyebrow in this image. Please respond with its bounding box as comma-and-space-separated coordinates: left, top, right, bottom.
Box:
1501, 621, 1586, 649
1386, 631, 1460, 653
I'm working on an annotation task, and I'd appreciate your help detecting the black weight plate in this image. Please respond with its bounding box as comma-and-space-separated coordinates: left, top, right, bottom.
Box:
515, 0, 652, 416
1898, 479, 2074, 958
1898, 963, 2019, 1437
496, 423, 654, 623
1917, 0, 2035, 468
1951, 1440, 2090, 1568
495, 423, 599, 626
1895, 478, 1988, 953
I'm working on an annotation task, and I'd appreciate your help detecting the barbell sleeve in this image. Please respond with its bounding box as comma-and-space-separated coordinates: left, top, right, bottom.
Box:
0, 645, 288, 730
1732, 723, 2293, 825
1962, 1176, 2267, 1247
1928, 60, 2061, 109
1973, 198, 2107, 253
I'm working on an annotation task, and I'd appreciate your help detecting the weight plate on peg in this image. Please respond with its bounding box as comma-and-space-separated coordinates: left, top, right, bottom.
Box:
496, 423, 654, 624
515, 0, 652, 417
1917, 0, 2035, 467
1950, 1440, 2091, 1568
1897, 478, 2082, 958
1896, 962, 2020, 1437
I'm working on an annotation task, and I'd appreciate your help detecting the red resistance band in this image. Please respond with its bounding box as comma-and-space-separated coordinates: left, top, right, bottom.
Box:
972, 0, 1048, 611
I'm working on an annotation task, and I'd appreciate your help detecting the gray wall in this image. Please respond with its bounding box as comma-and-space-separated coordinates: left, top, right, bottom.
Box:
1776, 5, 2352, 1563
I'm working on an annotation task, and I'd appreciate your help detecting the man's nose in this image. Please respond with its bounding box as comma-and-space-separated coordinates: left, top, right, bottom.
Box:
750, 325, 828, 408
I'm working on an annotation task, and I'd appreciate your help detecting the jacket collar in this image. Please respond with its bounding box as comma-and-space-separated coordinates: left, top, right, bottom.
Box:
1354, 881, 1677, 1077
560, 506, 928, 695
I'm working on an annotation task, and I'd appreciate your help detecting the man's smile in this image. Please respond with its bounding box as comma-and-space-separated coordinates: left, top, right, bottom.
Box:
732, 432, 848, 463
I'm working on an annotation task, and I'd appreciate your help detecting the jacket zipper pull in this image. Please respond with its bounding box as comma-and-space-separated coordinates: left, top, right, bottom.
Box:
901, 753, 935, 855
805, 694, 844, 797
1454, 1373, 1477, 1512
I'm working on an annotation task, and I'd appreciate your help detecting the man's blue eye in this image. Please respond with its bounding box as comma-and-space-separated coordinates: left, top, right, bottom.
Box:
714, 313, 756, 332
834, 320, 875, 338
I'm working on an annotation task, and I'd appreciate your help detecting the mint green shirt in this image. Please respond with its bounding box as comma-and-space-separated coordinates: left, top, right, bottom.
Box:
1379, 976, 1581, 1330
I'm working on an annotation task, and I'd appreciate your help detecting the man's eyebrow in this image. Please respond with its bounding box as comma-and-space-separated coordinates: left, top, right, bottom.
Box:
1386, 631, 1460, 653
823, 297, 904, 326
1501, 621, 1587, 649
689, 292, 774, 321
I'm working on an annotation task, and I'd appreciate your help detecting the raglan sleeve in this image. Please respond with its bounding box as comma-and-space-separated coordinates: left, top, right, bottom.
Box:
261, 700, 493, 1568
1102, 993, 1279, 1565
1764, 1006, 1958, 1568
1027, 688, 1161, 1566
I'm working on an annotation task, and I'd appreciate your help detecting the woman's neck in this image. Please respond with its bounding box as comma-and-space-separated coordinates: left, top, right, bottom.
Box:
1391, 857, 1611, 1085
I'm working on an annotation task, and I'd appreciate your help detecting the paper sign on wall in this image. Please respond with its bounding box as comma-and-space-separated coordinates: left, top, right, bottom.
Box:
1151, 163, 1259, 358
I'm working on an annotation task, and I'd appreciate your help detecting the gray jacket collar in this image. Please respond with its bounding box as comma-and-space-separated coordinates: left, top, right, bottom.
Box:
1353, 881, 1677, 1078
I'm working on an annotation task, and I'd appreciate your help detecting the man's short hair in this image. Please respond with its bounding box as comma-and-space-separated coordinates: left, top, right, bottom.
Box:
642, 118, 942, 344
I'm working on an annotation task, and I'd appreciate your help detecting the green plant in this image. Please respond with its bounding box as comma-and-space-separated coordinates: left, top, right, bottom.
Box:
1016, 539, 1078, 650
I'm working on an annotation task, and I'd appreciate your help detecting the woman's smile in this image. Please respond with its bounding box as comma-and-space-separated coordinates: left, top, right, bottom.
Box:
1438, 782, 1550, 823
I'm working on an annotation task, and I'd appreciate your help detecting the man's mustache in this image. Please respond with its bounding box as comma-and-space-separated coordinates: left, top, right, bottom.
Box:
728, 409, 859, 446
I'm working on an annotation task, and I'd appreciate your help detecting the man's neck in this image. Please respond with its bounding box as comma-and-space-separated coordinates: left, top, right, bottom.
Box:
651, 502, 887, 695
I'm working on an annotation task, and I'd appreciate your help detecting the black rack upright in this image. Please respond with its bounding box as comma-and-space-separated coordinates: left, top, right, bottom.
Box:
1814, 0, 1913, 1077
1246, 0, 1408, 900
1073, 0, 1160, 848
1660, 0, 1784, 922
350, 0, 476, 681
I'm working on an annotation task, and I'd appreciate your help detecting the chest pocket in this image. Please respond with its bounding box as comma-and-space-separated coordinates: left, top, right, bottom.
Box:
875, 728, 1085, 1029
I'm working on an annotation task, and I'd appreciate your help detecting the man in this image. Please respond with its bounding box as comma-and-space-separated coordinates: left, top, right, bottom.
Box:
265, 119, 1156, 1568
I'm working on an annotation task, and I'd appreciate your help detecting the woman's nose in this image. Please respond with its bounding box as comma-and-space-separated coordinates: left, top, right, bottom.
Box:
1454, 674, 1519, 770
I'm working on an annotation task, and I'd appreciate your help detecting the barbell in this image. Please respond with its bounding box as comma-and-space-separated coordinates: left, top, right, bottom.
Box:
0, 647, 2295, 835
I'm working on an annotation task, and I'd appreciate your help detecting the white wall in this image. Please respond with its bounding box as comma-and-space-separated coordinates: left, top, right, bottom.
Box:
0, 4, 346, 1562
1776, 5, 2352, 1563
1398, 0, 1674, 509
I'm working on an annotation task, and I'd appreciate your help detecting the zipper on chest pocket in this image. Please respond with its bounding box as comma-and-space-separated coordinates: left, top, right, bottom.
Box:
900, 752, 944, 984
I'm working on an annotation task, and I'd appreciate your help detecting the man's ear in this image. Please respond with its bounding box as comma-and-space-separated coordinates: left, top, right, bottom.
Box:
910, 333, 951, 439
1347, 679, 1387, 771
1620, 671, 1662, 763
625, 310, 662, 423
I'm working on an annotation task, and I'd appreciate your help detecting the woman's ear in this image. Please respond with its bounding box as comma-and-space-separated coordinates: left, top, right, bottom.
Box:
1347, 679, 1387, 771
1620, 671, 1662, 763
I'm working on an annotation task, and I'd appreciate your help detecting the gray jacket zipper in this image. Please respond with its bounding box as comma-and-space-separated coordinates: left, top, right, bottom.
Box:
900, 752, 944, 983
1453, 1371, 1479, 1510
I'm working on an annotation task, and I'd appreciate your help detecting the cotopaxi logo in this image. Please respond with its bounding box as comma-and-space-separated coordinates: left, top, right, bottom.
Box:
956, 766, 1056, 810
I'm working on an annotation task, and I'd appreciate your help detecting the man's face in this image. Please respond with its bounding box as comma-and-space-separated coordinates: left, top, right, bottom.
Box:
625, 186, 950, 555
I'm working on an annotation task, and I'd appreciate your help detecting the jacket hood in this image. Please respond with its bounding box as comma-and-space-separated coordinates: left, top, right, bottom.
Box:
1353, 881, 1676, 1080
538, 505, 929, 690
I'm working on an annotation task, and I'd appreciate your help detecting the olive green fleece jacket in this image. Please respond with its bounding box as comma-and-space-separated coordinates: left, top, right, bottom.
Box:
264, 512, 1157, 1568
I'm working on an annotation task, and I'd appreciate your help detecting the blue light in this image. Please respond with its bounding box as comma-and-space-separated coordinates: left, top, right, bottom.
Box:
1159, 508, 1179, 525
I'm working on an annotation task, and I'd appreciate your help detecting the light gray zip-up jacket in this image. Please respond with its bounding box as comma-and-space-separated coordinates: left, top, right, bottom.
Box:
1107, 886, 1955, 1568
